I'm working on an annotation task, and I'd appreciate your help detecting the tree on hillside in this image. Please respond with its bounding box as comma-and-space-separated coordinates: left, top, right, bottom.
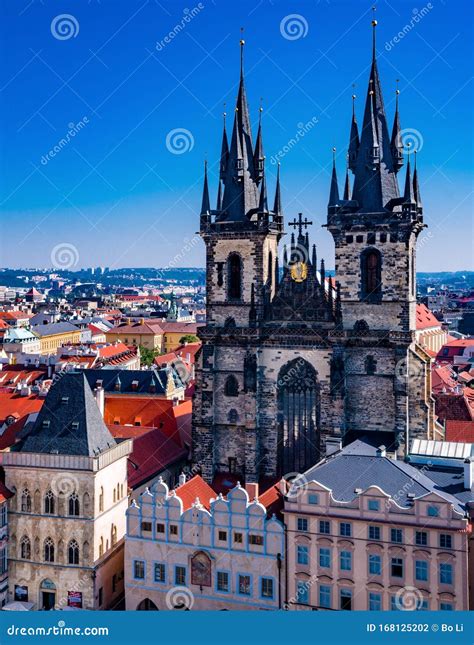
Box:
179, 334, 199, 345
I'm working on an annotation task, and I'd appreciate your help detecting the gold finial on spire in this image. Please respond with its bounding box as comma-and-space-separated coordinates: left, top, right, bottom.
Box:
371, 5, 377, 27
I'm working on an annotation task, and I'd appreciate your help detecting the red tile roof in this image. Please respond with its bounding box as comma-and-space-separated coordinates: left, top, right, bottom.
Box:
445, 420, 474, 443
416, 303, 441, 330
175, 475, 216, 511
0, 481, 13, 504
127, 428, 187, 489
106, 321, 164, 335
259, 480, 288, 518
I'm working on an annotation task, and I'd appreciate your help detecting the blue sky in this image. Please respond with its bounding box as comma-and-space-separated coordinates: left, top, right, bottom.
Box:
0, 0, 473, 271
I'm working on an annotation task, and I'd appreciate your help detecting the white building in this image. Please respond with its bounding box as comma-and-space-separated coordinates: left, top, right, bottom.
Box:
125, 476, 285, 610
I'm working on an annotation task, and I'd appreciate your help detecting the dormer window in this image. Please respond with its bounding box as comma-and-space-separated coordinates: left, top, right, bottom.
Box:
42, 420, 50, 429
61, 396, 69, 405
71, 422, 79, 431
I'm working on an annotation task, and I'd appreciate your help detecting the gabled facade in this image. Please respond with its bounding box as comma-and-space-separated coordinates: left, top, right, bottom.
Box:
125, 476, 284, 610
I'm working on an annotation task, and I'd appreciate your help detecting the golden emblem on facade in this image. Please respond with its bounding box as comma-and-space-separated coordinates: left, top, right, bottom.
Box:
290, 261, 308, 282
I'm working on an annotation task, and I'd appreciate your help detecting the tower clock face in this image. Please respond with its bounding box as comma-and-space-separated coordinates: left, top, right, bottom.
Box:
291, 261, 308, 282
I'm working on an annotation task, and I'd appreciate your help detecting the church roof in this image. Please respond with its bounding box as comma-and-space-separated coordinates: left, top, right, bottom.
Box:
16, 372, 116, 457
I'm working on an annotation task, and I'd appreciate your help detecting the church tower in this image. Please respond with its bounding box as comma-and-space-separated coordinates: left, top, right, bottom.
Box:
326, 18, 424, 332
325, 17, 430, 452
193, 39, 284, 482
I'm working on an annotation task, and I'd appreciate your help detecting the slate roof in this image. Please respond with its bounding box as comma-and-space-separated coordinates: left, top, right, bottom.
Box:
83, 367, 185, 394
16, 372, 116, 457
31, 322, 78, 337
302, 439, 467, 513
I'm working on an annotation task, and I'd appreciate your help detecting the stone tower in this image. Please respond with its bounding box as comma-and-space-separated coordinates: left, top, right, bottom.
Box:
193, 40, 284, 482
193, 25, 434, 486
325, 19, 429, 451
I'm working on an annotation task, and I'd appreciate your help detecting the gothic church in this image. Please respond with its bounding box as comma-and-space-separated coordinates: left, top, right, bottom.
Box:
192, 22, 435, 485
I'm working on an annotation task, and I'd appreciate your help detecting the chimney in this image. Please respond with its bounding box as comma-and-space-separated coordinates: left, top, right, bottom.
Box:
245, 482, 259, 500
464, 458, 473, 491
178, 472, 186, 487
326, 438, 342, 456
376, 445, 386, 458
94, 386, 105, 417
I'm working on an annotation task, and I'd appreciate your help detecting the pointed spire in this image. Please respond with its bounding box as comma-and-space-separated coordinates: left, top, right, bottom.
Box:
254, 101, 265, 183
273, 163, 282, 216
274, 255, 280, 289
403, 145, 416, 204
350, 14, 400, 212
258, 170, 269, 213
219, 108, 229, 180
283, 244, 289, 271
320, 259, 326, 295
216, 179, 223, 210
391, 81, 404, 173
311, 244, 317, 269
221, 35, 259, 220
328, 148, 340, 207
343, 162, 351, 201
290, 233, 296, 262
348, 91, 360, 172
413, 150, 422, 210
200, 160, 210, 215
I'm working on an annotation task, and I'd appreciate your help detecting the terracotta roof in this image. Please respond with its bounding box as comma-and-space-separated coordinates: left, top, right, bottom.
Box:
104, 394, 181, 445
97, 342, 131, 359
432, 365, 458, 394
0, 481, 14, 504
0, 311, 33, 320
106, 321, 163, 335
127, 428, 187, 489
259, 480, 288, 519
108, 425, 154, 439
445, 420, 474, 443
160, 322, 199, 334
175, 475, 216, 511
0, 391, 44, 427
416, 303, 441, 330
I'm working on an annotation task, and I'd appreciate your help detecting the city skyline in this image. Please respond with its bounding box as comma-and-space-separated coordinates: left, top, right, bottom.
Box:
0, 0, 473, 271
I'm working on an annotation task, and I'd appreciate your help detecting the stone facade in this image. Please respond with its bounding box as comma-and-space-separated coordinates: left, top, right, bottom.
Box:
192, 36, 435, 485
1, 443, 131, 610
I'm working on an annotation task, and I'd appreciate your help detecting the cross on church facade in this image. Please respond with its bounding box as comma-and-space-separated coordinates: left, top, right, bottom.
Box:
288, 212, 313, 237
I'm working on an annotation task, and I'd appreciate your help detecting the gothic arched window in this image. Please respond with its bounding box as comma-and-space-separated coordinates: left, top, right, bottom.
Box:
111, 524, 117, 546
365, 355, 377, 375
44, 537, 55, 563
227, 253, 242, 300
277, 359, 320, 475
21, 489, 31, 513
361, 248, 382, 302
228, 409, 239, 424
20, 535, 31, 559
224, 375, 239, 397
44, 490, 55, 515
68, 493, 80, 516
68, 539, 79, 565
